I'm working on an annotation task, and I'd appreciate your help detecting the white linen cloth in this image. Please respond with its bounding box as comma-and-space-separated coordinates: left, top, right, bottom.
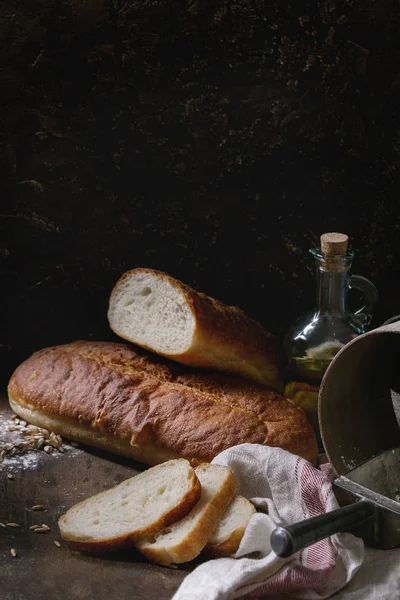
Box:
172, 443, 400, 600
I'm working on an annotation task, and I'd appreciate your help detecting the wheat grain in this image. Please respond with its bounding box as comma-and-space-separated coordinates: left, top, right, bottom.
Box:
34, 527, 49, 533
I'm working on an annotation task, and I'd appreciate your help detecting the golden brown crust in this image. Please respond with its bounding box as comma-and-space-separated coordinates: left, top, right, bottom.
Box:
205, 529, 246, 558
204, 496, 256, 558
109, 268, 285, 392
205, 515, 257, 558
8, 341, 317, 465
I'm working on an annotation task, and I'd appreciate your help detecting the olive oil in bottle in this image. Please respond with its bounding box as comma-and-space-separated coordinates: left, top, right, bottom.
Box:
284, 233, 378, 447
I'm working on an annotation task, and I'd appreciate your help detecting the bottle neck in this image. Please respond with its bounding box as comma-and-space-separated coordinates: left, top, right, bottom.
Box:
315, 267, 347, 313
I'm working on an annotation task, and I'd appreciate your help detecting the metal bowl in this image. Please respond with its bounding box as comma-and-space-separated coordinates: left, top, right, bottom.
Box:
319, 320, 400, 475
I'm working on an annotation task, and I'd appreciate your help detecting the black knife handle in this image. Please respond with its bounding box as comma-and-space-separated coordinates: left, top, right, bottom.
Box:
270, 500, 375, 558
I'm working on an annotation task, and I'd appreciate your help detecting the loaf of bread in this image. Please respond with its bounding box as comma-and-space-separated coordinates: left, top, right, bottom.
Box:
58, 459, 201, 553
8, 341, 317, 465
108, 268, 284, 392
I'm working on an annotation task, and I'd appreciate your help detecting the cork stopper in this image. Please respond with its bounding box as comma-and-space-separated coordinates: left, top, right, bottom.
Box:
317, 233, 350, 272
320, 233, 348, 256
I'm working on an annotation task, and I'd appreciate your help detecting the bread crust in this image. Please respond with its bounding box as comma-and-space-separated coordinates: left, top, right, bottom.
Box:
205, 528, 246, 558
205, 497, 257, 558
7, 398, 181, 466
109, 268, 285, 392
8, 341, 317, 465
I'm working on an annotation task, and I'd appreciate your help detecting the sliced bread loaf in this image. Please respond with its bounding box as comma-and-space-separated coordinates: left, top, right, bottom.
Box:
137, 463, 237, 565
107, 268, 284, 392
205, 495, 256, 557
58, 459, 201, 553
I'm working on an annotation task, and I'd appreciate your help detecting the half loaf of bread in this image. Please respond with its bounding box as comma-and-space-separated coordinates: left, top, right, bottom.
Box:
138, 463, 236, 565
108, 268, 284, 392
58, 459, 201, 553
8, 341, 317, 465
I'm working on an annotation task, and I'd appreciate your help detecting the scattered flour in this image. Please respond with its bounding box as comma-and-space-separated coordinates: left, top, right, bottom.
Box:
0, 413, 80, 472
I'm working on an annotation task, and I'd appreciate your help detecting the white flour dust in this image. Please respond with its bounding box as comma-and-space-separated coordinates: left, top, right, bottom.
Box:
0, 413, 80, 472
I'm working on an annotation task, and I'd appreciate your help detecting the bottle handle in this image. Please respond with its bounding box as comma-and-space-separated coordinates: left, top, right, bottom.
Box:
346, 275, 378, 332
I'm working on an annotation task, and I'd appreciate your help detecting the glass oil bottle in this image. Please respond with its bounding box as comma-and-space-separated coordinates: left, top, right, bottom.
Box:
284, 233, 378, 448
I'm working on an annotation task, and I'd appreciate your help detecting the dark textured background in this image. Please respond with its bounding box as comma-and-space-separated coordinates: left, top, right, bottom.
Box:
1, 0, 399, 385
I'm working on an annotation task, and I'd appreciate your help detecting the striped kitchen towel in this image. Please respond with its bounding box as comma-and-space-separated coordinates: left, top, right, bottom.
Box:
173, 443, 364, 600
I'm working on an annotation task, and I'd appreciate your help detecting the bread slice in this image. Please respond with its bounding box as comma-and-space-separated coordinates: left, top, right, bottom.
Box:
205, 495, 256, 557
58, 459, 201, 554
107, 268, 284, 392
137, 463, 237, 565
